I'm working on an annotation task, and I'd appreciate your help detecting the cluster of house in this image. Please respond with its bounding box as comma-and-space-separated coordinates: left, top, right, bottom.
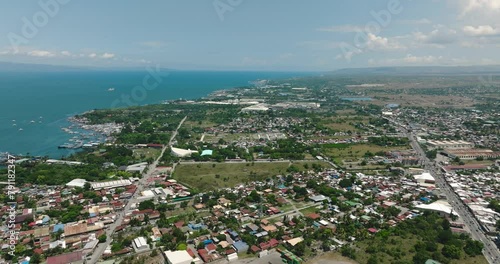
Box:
0, 165, 196, 263
443, 171, 500, 234
396, 108, 499, 151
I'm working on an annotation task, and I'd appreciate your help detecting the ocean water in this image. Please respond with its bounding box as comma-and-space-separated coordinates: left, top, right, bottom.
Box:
0, 70, 311, 158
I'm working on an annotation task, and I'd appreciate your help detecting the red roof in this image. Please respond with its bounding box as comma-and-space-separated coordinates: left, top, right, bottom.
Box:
206, 243, 217, 251
368, 228, 378, 233
174, 221, 185, 228
306, 213, 321, 220
250, 245, 261, 253
46, 251, 84, 264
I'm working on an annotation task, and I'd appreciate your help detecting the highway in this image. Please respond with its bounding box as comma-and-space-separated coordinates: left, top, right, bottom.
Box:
86, 116, 187, 264
405, 129, 500, 264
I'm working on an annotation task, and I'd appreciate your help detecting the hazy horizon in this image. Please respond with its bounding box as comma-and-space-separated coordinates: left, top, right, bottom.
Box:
1, 1, 500, 71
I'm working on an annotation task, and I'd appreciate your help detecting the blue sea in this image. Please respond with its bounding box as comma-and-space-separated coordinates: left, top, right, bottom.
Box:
0, 70, 312, 158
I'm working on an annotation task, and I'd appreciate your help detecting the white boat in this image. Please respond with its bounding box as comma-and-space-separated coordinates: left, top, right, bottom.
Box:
19, 128, 23, 131
107, 88, 115, 92
30, 120, 35, 123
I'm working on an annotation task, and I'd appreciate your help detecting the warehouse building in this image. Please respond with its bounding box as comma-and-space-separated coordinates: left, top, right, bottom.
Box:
426, 140, 474, 150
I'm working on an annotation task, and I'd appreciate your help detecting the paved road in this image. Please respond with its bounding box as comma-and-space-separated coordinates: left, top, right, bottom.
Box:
86, 116, 187, 264
404, 129, 500, 264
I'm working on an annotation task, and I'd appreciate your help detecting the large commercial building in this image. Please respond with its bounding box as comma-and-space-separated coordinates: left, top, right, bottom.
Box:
171, 147, 198, 157
444, 149, 500, 160
91, 179, 132, 190
426, 140, 474, 150
164, 250, 193, 264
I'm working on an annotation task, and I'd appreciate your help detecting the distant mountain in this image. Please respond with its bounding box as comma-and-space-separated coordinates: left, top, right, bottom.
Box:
0, 61, 177, 72
0, 61, 91, 72
331, 65, 500, 76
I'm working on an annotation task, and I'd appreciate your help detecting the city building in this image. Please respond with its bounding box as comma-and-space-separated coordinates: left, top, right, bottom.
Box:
426, 140, 474, 150
164, 250, 193, 264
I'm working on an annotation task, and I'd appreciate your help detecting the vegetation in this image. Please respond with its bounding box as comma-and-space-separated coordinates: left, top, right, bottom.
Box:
351, 212, 487, 264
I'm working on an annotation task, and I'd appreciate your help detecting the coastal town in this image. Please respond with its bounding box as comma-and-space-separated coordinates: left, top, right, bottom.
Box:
1, 76, 499, 264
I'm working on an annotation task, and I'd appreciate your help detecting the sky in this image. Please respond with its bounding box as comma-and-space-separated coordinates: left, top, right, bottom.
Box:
0, 0, 500, 71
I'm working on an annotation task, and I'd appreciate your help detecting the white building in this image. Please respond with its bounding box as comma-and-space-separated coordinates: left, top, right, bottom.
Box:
241, 104, 270, 112
171, 147, 198, 158
133, 237, 150, 252
91, 179, 132, 190
164, 250, 193, 264
426, 140, 474, 150
66, 179, 87, 188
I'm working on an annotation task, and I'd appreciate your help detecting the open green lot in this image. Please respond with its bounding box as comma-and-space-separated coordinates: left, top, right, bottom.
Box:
173, 161, 332, 191
322, 143, 411, 164
132, 148, 161, 159
173, 162, 291, 190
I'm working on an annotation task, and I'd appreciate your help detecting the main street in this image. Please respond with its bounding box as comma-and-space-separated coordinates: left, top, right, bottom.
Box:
405, 130, 500, 264
87, 116, 187, 264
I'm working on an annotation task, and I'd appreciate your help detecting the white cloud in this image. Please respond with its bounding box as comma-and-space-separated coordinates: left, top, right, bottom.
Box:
365, 33, 404, 50
317, 24, 364, 33
463, 25, 500, 36
61, 51, 72, 56
403, 54, 442, 63
413, 26, 458, 47
27, 50, 56, 57
88, 53, 97, 58
399, 18, 432, 24
101, 53, 115, 59
462, 0, 500, 14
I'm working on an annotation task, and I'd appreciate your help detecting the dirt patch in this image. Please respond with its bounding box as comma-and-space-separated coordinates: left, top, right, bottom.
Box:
307, 252, 358, 264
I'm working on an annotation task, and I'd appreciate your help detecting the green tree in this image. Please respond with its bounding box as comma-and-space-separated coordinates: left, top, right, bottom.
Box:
463, 240, 483, 257
442, 245, 461, 259
98, 234, 107, 243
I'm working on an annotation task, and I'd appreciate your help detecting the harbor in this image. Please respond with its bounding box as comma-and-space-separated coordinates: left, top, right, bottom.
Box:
57, 116, 124, 150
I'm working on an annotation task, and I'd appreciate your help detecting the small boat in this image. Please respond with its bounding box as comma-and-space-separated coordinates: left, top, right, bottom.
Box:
30, 120, 35, 123
12, 124, 16, 126
19, 128, 23, 131
107, 88, 115, 92
12, 120, 15, 122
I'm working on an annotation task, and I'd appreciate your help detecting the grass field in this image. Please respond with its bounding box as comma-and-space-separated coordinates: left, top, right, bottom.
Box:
322, 143, 411, 164
322, 116, 370, 133
173, 161, 333, 191
173, 162, 290, 190
132, 148, 161, 159
291, 161, 333, 171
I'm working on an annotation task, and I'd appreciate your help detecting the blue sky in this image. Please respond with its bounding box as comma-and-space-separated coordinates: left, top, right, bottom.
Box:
1, 0, 499, 71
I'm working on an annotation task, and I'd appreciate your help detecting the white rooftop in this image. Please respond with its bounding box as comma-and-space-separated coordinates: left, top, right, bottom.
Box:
415, 200, 458, 216
164, 250, 193, 264
91, 179, 132, 190
66, 178, 87, 188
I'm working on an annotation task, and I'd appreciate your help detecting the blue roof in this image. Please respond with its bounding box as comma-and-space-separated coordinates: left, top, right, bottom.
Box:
233, 240, 249, 251
201, 150, 213, 156
228, 230, 239, 238
52, 223, 64, 233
